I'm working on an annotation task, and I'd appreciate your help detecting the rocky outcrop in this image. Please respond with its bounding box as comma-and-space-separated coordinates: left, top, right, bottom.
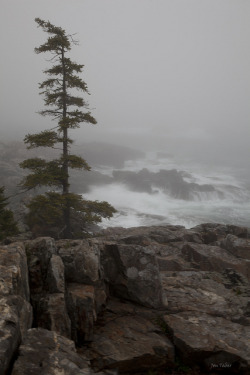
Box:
11, 328, 90, 375
66, 284, 96, 344
164, 312, 250, 372
0, 242, 32, 375
87, 299, 174, 374
11, 328, 117, 375
25, 237, 71, 338
57, 239, 107, 344
100, 242, 167, 309
97, 224, 250, 373
0, 223, 250, 374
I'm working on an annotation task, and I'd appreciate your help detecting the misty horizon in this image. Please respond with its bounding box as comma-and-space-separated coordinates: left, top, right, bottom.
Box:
1, 0, 250, 230
1, 0, 249, 169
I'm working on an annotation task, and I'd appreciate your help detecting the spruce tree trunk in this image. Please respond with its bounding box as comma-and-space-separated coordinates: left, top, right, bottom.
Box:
62, 48, 71, 238
63, 128, 71, 238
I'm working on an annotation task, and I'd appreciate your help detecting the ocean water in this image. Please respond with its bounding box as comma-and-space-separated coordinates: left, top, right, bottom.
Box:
84, 152, 250, 229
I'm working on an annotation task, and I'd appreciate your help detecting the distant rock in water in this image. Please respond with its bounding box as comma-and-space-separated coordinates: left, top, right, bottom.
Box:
72, 166, 223, 200
1, 223, 250, 374
113, 168, 221, 200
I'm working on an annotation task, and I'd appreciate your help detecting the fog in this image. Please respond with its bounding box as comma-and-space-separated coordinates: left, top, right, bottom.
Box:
1, 0, 249, 167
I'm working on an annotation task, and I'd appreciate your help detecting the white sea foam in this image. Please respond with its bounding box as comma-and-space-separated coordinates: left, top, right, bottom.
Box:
86, 152, 250, 229
84, 182, 250, 229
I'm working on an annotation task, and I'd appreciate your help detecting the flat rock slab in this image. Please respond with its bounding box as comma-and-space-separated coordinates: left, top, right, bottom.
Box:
221, 234, 250, 260
12, 328, 117, 375
101, 225, 203, 245
11, 328, 90, 375
161, 270, 250, 324
182, 243, 250, 280
88, 303, 174, 373
164, 311, 250, 373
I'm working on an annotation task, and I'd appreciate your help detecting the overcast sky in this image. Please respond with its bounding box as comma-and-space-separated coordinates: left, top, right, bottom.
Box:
1, 0, 249, 164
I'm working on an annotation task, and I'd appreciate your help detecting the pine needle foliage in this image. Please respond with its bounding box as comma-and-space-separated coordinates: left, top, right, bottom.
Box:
26, 192, 115, 238
0, 187, 19, 241
20, 18, 116, 238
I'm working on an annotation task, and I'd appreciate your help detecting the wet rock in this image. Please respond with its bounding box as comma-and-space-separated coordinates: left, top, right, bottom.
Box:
25, 237, 58, 297
57, 239, 107, 315
221, 234, 250, 260
164, 311, 250, 373
46, 254, 65, 293
0, 296, 32, 375
161, 271, 250, 324
192, 223, 249, 244
25, 237, 57, 276
0, 297, 22, 375
11, 328, 91, 375
222, 268, 249, 290
0, 242, 30, 300
155, 242, 193, 272
101, 242, 167, 309
181, 242, 250, 280
66, 284, 96, 344
0, 243, 32, 375
36, 293, 71, 338
11, 327, 117, 375
88, 300, 175, 373
2, 224, 250, 374
94, 281, 108, 314
57, 239, 100, 285
25, 237, 71, 337
104, 225, 203, 245
157, 254, 191, 272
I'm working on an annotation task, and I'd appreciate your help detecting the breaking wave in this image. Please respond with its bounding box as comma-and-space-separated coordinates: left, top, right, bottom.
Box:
84, 152, 250, 229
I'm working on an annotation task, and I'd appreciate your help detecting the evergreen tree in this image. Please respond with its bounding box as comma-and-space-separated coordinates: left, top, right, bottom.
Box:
0, 187, 19, 241
20, 18, 116, 238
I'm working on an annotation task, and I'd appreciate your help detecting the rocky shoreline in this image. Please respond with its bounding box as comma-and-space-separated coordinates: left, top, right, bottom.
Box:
0, 223, 249, 374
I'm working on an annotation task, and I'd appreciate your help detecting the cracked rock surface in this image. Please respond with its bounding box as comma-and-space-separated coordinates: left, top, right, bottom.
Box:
0, 223, 249, 374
